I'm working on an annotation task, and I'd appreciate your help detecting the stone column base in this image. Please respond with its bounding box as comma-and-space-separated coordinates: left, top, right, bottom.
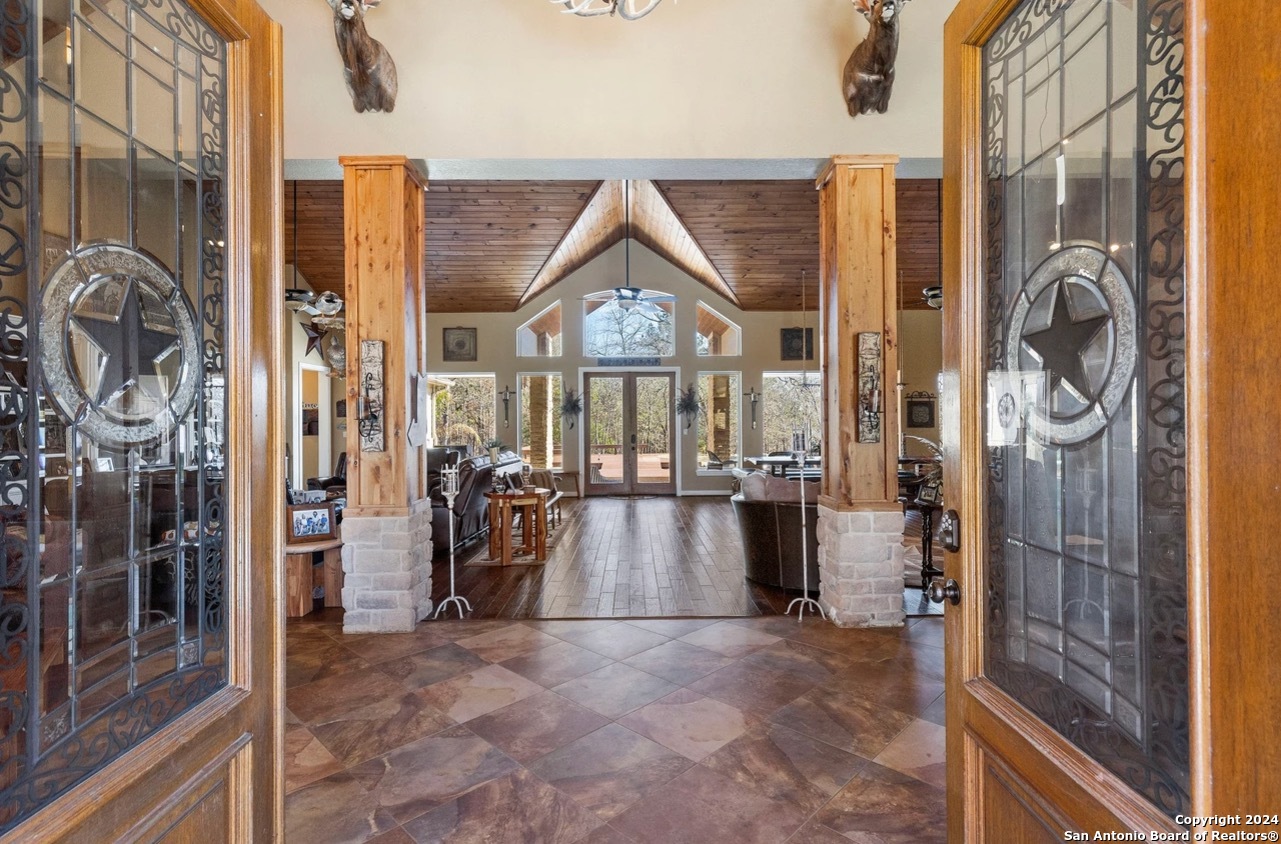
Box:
817, 504, 906, 628
339, 499, 433, 633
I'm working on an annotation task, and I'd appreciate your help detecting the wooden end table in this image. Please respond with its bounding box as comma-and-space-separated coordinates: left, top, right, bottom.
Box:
285, 533, 344, 618
484, 489, 549, 565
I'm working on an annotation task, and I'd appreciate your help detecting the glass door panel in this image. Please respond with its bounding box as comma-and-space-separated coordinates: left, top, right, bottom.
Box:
634, 376, 673, 489
585, 375, 624, 490
981, 0, 1188, 817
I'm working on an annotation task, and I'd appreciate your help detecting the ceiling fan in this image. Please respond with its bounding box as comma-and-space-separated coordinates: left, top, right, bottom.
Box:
605, 286, 675, 321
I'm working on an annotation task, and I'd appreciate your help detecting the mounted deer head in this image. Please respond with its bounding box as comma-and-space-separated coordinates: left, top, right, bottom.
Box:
842, 0, 908, 117
326, 0, 399, 113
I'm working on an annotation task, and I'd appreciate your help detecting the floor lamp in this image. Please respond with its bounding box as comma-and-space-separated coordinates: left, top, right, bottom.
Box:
434, 465, 471, 618
787, 271, 826, 623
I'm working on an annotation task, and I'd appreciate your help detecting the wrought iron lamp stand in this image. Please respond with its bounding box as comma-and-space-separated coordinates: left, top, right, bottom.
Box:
434, 466, 471, 618
786, 423, 827, 623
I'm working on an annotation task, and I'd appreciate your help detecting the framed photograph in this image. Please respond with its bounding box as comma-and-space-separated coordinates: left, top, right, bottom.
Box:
287, 502, 336, 543
906, 399, 936, 429
915, 479, 942, 507
443, 327, 478, 363
780, 327, 814, 361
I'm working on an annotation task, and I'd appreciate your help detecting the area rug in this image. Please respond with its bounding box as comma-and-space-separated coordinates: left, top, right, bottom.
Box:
461, 533, 561, 567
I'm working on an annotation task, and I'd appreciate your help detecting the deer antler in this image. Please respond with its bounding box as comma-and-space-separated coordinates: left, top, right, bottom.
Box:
554, 0, 670, 20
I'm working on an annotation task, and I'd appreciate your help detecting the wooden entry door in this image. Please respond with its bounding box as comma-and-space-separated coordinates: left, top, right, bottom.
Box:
1, 0, 283, 839
583, 373, 676, 496
942, 0, 1192, 838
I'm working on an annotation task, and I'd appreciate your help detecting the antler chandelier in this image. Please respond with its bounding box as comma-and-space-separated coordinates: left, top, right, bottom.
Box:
554, 0, 673, 20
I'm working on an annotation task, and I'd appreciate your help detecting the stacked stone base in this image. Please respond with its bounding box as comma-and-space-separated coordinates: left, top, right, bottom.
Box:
339, 499, 433, 632
817, 504, 907, 628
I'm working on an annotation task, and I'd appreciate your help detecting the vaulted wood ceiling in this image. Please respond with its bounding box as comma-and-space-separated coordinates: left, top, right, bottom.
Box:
284, 178, 941, 313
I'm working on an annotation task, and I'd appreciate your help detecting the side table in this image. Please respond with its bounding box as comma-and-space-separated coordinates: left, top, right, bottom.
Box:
484, 489, 549, 565
285, 533, 344, 618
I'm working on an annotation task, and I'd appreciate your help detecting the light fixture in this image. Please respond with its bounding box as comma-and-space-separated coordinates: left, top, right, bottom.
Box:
500, 385, 516, 428
555, 0, 673, 20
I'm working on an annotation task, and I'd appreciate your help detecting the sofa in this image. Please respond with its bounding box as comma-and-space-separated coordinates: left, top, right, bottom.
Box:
730, 472, 820, 591
430, 450, 523, 556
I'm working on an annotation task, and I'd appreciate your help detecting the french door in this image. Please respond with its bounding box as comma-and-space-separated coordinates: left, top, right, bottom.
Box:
583, 372, 675, 496
0, 0, 283, 839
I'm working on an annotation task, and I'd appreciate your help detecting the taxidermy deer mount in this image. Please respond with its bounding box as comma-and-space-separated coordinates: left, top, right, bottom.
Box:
327, 0, 398, 113
842, 0, 908, 117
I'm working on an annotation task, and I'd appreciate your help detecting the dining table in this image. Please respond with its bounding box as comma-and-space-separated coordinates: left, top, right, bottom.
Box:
744, 455, 823, 477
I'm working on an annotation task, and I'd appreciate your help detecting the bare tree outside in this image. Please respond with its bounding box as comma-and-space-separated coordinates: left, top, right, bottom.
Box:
434, 376, 496, 451
584, 301, 674, 357
762, 372, 823, 453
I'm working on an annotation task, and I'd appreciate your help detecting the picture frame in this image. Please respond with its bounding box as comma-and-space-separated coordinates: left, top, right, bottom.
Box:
287, 502, 337, 544
906, 398, 936, 429
443, 327, 478, 363
915, 479, 942, 507
780, 327, 814, 361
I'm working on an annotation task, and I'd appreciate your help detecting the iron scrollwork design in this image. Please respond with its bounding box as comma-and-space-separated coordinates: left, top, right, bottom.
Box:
0, 0, 230, 830
981, 0, 1190, 819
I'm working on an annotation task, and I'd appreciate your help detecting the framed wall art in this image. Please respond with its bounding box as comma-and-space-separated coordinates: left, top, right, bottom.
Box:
780, 327, 814, 361
443, 327, 478, 362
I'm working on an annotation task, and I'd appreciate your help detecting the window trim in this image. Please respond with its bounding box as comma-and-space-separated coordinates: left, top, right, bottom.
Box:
516, 300, 564, 358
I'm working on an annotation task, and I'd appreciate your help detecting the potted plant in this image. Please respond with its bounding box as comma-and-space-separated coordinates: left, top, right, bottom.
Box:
675, 384, 702, 433
483, 437, 507, 464
560, 389, 584, 429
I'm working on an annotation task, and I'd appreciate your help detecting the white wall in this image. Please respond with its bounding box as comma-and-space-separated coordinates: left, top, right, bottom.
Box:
258, 0, 958, 162
283, 267, 342, 489
426, 241, 821, 494
898, 309, 943, 453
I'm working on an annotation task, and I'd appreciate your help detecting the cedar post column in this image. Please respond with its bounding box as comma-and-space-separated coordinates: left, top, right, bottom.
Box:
815, 155, 905, 628
338, 155, 431, 633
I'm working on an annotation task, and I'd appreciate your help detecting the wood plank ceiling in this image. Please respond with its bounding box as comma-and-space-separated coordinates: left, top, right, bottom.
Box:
284, 178, 941, 312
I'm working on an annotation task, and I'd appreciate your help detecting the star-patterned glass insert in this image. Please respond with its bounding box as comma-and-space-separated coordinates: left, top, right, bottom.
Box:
70, 275, 183, 421
1020, 278, 1113, 416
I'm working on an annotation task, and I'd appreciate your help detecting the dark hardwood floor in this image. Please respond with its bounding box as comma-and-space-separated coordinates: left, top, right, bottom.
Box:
431, 497, 799, 619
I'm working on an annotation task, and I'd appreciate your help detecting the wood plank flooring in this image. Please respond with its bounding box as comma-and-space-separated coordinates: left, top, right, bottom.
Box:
431, 497, 796, 619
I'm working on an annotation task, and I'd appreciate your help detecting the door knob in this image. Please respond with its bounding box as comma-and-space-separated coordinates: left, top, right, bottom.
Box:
939, 509, 961, 553
929, 579, 961, 606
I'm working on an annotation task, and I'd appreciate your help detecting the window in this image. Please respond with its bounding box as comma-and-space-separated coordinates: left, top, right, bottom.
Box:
520, 374, 563, 470
583, 290, 675, 357
517, 301, 563, 357
695, 302, 741, 356
433, 375, 496, 451
697, 373, 741, 471
762, 372, 823, 454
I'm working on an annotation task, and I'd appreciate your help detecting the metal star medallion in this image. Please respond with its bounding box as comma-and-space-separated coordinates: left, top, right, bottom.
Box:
1021, 281, 1110, 403
303, 321, 325, 358
73, 278, 181, 413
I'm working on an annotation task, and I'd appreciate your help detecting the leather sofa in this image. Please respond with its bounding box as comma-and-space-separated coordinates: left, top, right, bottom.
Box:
730, 473, 820, 591
430, 451, 522, 556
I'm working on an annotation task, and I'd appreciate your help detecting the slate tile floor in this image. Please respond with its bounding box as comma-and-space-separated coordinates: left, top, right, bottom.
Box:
285, 615, 947, 843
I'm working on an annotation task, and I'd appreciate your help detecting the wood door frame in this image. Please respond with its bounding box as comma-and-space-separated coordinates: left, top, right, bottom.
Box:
3, 0, 285, 838
581, 369, 678, 496
943, 0, 1182, 838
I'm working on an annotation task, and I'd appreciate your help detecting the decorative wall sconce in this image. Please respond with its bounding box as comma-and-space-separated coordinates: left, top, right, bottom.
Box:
359, 339, 385, 451
857, 332, 883, 444
500, 385, 516, 428
743, 387, 760, 430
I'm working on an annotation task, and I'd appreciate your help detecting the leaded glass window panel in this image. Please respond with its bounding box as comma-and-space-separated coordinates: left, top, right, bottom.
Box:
982, 0, 1188, 817
1, 0, 228, 828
